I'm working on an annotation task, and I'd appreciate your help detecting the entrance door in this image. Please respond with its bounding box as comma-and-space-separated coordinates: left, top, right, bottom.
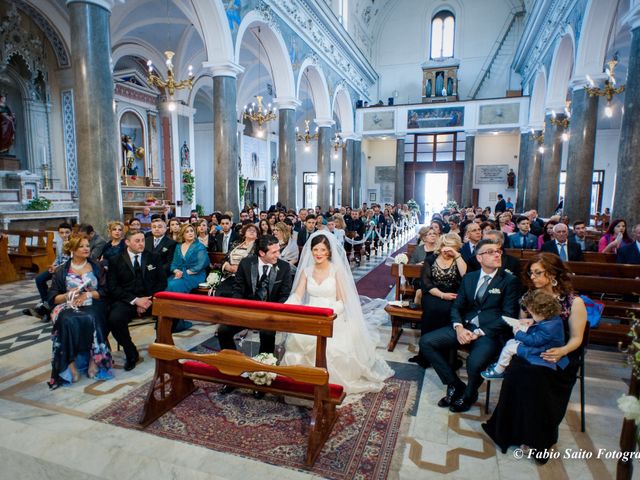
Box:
424, 172, 448, 220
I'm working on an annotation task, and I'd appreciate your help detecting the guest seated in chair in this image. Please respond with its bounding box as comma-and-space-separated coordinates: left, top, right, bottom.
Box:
99, 220, 126, 269
409, 233, 467, 367
599, 218, 633, 254
144, 215, 176, 276
570, 220, 597, 252
107, 230, 167, 371
47, 234, 112, 388
508, 216, 538, 250
167, 223, 209, 294
540, 223, 583, 261
482, 253, 586, 462
616, 223, 640, 264
215, 223, 260, 297
418, 239, 520, 412
210, 214, 237, 253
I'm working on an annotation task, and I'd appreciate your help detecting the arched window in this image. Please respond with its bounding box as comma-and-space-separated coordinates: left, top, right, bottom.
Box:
430, 10, 455, 59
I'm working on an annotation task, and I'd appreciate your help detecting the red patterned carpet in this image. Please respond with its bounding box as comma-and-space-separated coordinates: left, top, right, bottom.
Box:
355, 243, 410, 298
91, 378, 414, 479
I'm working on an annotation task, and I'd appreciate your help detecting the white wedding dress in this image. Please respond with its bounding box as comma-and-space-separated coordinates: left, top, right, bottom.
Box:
282, 263, 394, 394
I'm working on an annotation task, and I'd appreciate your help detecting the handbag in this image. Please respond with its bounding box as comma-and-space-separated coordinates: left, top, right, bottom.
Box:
580, 295, 604, 328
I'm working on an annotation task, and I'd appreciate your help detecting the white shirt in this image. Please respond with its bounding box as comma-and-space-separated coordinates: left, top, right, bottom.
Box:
127, 249, 142, 267
474, 269, 498, 298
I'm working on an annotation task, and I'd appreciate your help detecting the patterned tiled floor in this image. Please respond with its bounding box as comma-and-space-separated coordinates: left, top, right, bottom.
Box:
0, 230, 634, 479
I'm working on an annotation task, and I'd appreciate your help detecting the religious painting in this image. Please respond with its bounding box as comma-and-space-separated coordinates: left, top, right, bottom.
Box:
120, 111, 145, 176
475, 164, 509, 184
407, 106, 464, 129
241, 135, 268, 181
478, 103, 520, 125
363, 111, 395, 131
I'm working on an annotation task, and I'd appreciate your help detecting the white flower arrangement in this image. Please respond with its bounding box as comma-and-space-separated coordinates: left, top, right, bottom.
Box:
488, 288, 501, 294
248, 353, 278, 386
206, 270, 222, 296
618, 395, 640, 424
394, 253, 409, 265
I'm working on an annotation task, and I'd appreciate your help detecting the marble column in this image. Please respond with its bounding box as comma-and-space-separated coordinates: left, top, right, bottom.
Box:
353, 139, 362, 207
206, 63, 243, 218
275, 99, 299, 210
564, 87, 598, 223
316, 119, 334, 209
515, 129, 531, 212
613, 6, 640, 228
67, 0, 122, 227
524, 132, 543, 212
460, 132, 476, 207
537, 113, 566, 216
395, 135, 405, 204
342, 138, 354, 207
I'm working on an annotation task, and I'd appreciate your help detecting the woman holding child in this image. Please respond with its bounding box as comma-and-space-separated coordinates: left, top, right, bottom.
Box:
482, 253, 587, 462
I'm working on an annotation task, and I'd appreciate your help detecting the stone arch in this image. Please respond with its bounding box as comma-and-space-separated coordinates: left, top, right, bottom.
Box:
297, 59, 331, 121
332, 84, 355, 135
545, 31, 575, 111
529, 68, 547, 127
112, 43, 166, 76
188, 74, 214, 109
574, 0, 619, 77
235, 12, 296, 102
188, 0, 235, 67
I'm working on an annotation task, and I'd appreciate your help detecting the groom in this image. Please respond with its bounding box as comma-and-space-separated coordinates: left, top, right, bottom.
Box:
217, 235, 293, 356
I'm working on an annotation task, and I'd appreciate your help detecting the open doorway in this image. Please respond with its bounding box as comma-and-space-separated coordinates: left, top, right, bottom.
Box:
424, 172, 448, 220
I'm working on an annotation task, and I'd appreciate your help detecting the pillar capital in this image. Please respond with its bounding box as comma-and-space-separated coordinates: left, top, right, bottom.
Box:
202, 61, 244, 78
622, 2, 640, 30
314, 117, 335, 128
465, 129, 478, 137
66, 0, 123, 11
274, 97, 301, 110
570, 73, 608, 91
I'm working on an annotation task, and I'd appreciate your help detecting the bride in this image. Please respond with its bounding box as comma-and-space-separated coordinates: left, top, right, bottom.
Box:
282, 231, 394, 394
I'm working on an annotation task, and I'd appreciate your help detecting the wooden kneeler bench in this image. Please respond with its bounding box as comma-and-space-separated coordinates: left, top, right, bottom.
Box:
139, 291, 345, 467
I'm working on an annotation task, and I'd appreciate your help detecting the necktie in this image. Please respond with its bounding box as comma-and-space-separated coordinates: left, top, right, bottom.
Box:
256, 265, 269, 301
476, 275, 491, 301
134, 254, 141, 271
223, 235, 229, 253
154, 238, 160, 249
558, 243, 567, 261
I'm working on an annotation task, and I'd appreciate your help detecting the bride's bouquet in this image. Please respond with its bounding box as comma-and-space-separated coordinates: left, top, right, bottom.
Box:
247, 352, 278, 386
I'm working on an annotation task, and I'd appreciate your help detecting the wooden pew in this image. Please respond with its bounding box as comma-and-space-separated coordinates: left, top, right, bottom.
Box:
406, 242, 417, 259
384, 263, 422, 351
506, 248, 617, 264
208, 251, 226, 269
0, 235, 19, 284
565, 261, 640, 279
3, 230, 55, 273
569, 276, 640, 346
140, 292, 345, 467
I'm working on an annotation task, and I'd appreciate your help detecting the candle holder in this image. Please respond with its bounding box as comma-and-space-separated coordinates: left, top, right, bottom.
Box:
41, 163, 51, 190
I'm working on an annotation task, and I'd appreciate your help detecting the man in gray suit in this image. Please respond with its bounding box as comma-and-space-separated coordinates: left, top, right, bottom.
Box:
569, 221, 597, 252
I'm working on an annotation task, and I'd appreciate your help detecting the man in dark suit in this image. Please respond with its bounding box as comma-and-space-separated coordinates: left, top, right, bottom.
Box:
508, 216, 538, 249
297, 214, 317, 247
570, 221, 597, 252
617, 224, 640, 264
495, 194, 507, 214
541, 223, 583, 261
107, 230, 167, 371
217, 235, 293, 356
460, 222, 482, 271
144, 215, 176, 276
526, 209, 545, 236
419, 239, 520, 412
210, 215, 237, 253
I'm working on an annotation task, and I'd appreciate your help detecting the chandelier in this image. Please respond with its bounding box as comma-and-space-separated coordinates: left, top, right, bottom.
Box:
530, 130, 545, 154
147, 51, 193, 111
243, 27, 277, 135
296, 120, 319, 152
331, 132, 345, 158
585, 57, 625, 118
550, 101, 571, 141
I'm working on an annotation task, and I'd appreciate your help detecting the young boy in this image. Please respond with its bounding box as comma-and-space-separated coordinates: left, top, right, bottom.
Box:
481, 290, 568, 379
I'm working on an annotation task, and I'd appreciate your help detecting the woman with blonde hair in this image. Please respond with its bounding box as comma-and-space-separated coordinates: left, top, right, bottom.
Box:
99, 220, 126, 268
274, 221, 299, 265
409, 233, 467, 367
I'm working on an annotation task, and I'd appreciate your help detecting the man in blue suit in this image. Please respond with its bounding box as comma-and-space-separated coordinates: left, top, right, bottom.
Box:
617, 224, 640, 264
508, 216, 538, 249
419, 239, 520, 412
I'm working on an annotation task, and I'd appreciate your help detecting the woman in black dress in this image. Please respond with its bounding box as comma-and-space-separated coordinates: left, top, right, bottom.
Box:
409, 233, 467, 366
482, 253, 587, 462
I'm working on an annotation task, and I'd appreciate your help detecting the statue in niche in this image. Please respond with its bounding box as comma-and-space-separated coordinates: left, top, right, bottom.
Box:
435, 71, 444, 97
180, 141, 190, 168
425, 79, 432, 98
0, 93, 16, 154
507, 169, 516, 189
121, 135, 139, 175
447, 77, 454, 96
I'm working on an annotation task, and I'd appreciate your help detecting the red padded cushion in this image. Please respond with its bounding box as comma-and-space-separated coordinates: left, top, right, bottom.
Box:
182, 360, 344, 399
154, 291, 334, 317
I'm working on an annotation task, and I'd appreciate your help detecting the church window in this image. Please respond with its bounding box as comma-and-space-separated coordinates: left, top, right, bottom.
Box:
430, 10, 455, 59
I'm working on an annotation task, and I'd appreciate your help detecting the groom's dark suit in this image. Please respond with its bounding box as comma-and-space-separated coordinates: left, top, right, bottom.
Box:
420, 268, 520, 403
217, 254, 292, 354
